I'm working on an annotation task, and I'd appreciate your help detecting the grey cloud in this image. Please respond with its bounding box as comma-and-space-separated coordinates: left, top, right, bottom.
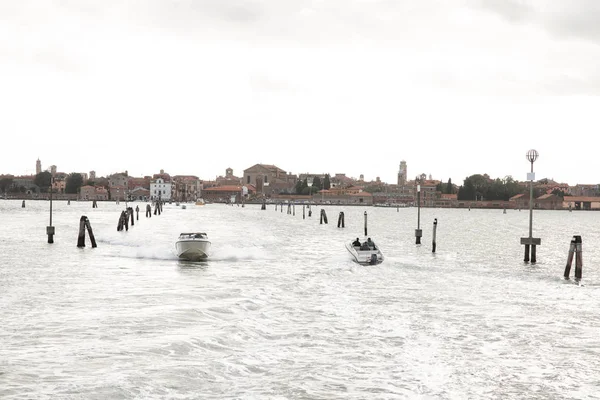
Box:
472, 0, 534, 22
474, 0, 600, 44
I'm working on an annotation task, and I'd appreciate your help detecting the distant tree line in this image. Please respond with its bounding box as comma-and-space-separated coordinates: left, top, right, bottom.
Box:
293, 174, 331, 195
455, 174, 559, 201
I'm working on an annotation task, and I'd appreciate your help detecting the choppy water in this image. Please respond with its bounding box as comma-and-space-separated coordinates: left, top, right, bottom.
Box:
1, 199, 600, 399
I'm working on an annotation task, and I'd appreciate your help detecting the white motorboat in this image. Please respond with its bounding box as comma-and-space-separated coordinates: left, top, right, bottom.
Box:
176, 232, 211, 261
345, 238, 384, 265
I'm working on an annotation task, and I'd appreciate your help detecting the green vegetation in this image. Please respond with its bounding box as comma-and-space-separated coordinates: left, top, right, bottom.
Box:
34, 171, 52, 192
323, 174, 331, 190
65, 173, 84, 194
457, 174, 523, 201
0, 177, 13, 194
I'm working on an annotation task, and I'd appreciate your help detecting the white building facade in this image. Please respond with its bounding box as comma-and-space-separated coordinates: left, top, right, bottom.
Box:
150, 178, 172, 201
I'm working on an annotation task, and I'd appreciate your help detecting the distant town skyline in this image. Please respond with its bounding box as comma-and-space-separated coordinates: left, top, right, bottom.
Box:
2, 157, 593, 188
3, 1, 600, 186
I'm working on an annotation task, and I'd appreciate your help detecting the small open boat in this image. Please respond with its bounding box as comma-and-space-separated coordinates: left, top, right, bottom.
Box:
176, 232, 211, 261
345, 238, 384, 265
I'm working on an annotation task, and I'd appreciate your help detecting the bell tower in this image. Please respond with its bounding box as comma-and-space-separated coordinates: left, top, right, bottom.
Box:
398, 160, 407, 186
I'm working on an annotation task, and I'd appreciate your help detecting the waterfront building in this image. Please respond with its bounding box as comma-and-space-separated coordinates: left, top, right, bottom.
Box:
80, 185, 109, 201
150, 175, 172, 201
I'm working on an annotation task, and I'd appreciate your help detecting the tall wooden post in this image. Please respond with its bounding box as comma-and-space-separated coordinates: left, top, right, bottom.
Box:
364, 211, 367, 237
564, 235, 583, 280
415, 185, 422, 245
77, 216, 86, 247
303, 204, 305, 219
432, 218, 437, 253
337, 212, 345, 228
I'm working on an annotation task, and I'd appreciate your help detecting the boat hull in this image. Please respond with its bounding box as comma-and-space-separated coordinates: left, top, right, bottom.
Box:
345, 242, 384, 265
176, 240, 211, 261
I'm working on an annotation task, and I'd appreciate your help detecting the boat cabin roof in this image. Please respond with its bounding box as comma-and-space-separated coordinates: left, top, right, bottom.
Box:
179, 232, 208, 239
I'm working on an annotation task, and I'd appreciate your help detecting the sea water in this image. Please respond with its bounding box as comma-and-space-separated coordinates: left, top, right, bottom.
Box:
1, 200, 600, 399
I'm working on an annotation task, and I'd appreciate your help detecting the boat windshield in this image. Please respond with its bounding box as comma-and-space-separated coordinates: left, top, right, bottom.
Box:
179, 233, 207, 239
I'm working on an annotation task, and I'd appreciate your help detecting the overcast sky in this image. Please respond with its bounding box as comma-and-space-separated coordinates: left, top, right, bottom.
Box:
2, 0, 600, 185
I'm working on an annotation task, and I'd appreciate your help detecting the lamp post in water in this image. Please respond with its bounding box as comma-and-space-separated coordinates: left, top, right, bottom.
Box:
520, 149, 541, 263
415, 183, 422, 245
47, 175, 55, 243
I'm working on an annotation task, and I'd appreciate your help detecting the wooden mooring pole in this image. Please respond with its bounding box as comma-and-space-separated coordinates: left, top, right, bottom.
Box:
564, 235, 583, 280
320, 209, 328, 224
432, 218, 438, 253
364, 211, 367, 236
128, 207, 134, 226
303, 204, 306, 219
337, 211, 345, 228
77, 215, 97, 248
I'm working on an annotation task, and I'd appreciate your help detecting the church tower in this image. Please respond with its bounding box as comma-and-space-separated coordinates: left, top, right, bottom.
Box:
397, 160, 407, 186
36, 158, 41, 175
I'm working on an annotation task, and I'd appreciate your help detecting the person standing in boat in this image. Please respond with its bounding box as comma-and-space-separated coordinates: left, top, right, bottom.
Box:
353, 238, 361, 247
367, 238, 376, 250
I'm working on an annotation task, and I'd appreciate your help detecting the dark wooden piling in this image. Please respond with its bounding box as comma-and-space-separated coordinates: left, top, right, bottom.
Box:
575, 236, 583, 280
565, 235, 583, 280
415, 189, 422, 245
293, 204, 295, 216
128, 207, 134, 226
337, 212, 345, 228
92, 200, 97, 208
303, 204, 306, 219
275, 203, 278, 211
364, 211, 367, 236
564, 235, 583, 280
85, 217, 97, 248
77, 216, 86, 247
320, 209, 328, 224
432, 218, 438, 253
22, 200, 25, 208
68, 200, 70, 205
261, 201, 266, 210
281, 203, 283, 213
117, 210, 129, 231
135, 205, 139, 220
146, 204, 151, 218
77, 216, 97, 248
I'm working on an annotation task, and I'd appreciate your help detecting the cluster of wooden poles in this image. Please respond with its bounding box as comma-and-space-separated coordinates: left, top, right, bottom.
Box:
261, 201, 584, 280
266, 201, 439, 252
76, 200, 165, 248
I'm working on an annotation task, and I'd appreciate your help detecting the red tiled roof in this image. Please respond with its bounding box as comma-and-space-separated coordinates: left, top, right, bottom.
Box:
203, 185, 242, 191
